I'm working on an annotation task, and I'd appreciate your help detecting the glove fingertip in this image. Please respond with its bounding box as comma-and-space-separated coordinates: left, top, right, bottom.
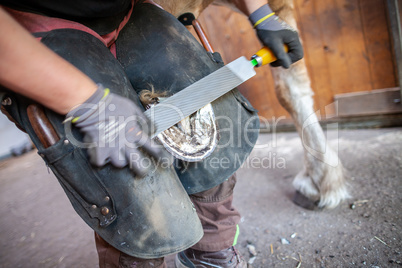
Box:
282, 61, 291, 69
110, 157, 128, 169
127, 150, 151, 178
88, 149, 107, 167
288, 50, 304, 63
271, 47, 291, 68
90, 158, 107, 168
161, 148, 174, 167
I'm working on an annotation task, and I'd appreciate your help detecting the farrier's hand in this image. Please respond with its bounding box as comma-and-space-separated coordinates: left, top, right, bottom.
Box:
249, 4, 303, 68
66, 84, 171, 176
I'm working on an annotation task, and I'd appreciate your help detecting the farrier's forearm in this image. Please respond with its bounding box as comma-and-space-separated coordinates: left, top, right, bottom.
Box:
230, 0, 267, 16
0, 7, 97, 115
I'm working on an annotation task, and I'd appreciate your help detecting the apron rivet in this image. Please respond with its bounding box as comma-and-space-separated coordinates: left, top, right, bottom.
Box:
101, 207, 110, 215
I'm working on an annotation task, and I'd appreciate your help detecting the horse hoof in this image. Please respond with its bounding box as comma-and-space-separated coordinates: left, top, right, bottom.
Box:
292, 191, 321, 211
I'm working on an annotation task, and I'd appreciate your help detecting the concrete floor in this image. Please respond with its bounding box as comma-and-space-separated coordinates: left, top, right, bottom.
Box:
0, 114, 31, 160
0, 128, 401, 267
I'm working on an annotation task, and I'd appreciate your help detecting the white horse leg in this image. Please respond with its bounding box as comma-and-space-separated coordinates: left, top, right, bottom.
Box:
271, 60, 349, 209
269, 0, 349, 209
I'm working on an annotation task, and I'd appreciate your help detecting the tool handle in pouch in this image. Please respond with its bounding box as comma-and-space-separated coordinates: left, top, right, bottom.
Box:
251, 45, 289, 67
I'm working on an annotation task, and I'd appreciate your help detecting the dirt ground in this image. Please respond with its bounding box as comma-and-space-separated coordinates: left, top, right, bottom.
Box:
0, 127, 401, 268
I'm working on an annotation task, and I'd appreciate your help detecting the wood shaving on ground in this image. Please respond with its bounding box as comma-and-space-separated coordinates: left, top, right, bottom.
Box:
354, 199, 370, 204
275, 252, 302, 267
350, 199, 370, 209
374, 236, 388, 246
296, 253, 302, 267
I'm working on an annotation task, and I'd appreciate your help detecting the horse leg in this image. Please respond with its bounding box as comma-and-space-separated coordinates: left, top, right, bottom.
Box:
269, 0, 349, 209
271, 61, 349, 209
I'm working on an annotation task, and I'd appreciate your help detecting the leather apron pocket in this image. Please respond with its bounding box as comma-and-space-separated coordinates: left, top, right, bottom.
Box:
38, 138, 117, 227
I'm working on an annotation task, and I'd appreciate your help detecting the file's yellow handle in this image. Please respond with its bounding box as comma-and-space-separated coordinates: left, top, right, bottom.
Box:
251, 45, 289, 67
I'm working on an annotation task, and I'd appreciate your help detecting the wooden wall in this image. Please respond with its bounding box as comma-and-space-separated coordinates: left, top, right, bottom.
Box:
197, 0, 398, 120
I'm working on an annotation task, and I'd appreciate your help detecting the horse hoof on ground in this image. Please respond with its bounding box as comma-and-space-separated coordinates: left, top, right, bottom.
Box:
292, 190, 322, 211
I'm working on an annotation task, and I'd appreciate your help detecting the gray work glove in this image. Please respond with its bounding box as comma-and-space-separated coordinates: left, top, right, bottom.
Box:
66, 84, 171, 176
249, 4, 303, 68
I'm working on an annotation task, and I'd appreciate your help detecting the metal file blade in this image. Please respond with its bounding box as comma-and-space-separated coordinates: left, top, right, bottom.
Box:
144, 56, 256, 138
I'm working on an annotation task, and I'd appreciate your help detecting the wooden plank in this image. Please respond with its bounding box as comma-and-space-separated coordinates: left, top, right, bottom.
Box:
399, 0, 402, 100
316, 0, 351, 96
313, 0, 374, 96
334, 87, 402, 116
359, 0, 397, 90
334, 0, 372, 94
386, 0, 402, 98
294, 0, 334, 114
